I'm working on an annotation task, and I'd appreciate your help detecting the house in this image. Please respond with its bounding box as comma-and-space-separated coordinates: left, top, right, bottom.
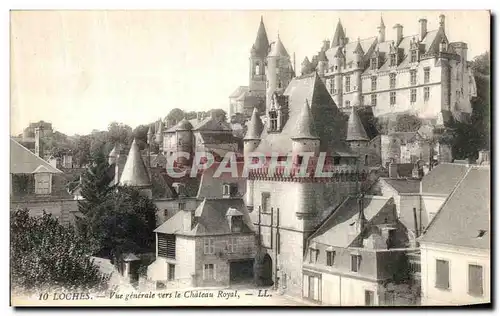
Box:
419, 165, 490, 305
303, 195, 417, 306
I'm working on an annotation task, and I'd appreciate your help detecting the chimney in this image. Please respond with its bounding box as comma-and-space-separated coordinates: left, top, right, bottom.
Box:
356, 196, 367, 234
439, 14, 445, 30
393, 24, 403, 45
388, 162, 398, 178
322, 39, 330, 52
183, 210, 194, 232
419, 18, 427, 41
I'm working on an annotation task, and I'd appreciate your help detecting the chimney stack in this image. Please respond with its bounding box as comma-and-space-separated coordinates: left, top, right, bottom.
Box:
388, 162, 399, 178
393, 24, 403, 45
439, 14, 445, 30
419, 18, 428, 41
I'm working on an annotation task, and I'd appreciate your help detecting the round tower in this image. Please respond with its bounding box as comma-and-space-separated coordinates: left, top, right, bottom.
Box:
332, 48, 343, 108
155, 120, 164, 145
119, 139, 152, 199
147, 125, 153, 145
173, 118, 194, 165
346, 107, 370, 166
352, 39, 364, 106
244, 108, 264, 160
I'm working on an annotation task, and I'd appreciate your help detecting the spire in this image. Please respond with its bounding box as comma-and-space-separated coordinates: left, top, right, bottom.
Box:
268, 35, 289, 57
334, 46, 344, 58
317, 50, 328, 62
119, 139, 151, 187
251, 16, 270, 58
244, 108, 264, 140
301, 56, 311, 65
292, 99, 319, 140
147, 125, 152, 136
332, 19, 346, 47
353, 38, 364, 55
379, 15, 386, 29
346, 107, 369, 141
108, 144, 119, 165
356, 195, 367, 233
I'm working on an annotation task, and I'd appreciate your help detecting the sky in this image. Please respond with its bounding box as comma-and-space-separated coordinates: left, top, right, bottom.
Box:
10, 10, 490, 136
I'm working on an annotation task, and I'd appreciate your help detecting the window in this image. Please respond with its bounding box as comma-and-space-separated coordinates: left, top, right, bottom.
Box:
204, 238, 215, 255
269, 111, 278, 131
410, 70, 417, 85
255, 63, 260, 76
168, 264, 175, 281
390, 54, 396, 66
303, 275, 320, 301
158, 234, 176, 259
410, 50, 417, 63
456, 90, 460, 100
410, 262, 421, 274
345, 76, 351, 92
351, 254, 361, 272
424, 87, 430, 101
262, 192, 271, 214
222, 184, 230, 197
390, 92, 396, 105
309, 248, 319, 263
435, 259, 450, 289
329, 79, 335, 94
163, 209, 169, 218
371, 76, 377, 91
371, 94, 377, 107
365, 290, 374, 306
360, 95, 364, 105
424, 67, 430, 83
227, 237, 237, 253
389, 73, 396, 88
371, 57, 377, 70
35, 174, 51, 195
326, 251, 336, 266
203, 263, 215, 280
297, 155, 304, 165
178, 202, 186, 210
384, 290, 395, 306
468, 264, 483, 296
333, 157, 341, 165
345, 100, 350, 108
411, 89, 417, 103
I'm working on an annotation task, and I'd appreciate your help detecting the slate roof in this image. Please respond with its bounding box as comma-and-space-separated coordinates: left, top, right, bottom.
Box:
310, 196, 394, 247
292, 100, 319, 139
419, 166, 490, 249
346, 107, 369, 141
420, 163, 470, 195
244, 108, 264, 140
268, 35, 289, 58
255, 73, 352, 156
229, 86, 249, 98
382, 178, 421, 194
119, 139, 151, 187
193, 116, 232, 132
331, 20, 346, 47
196, 162, 246, 199
326, 37, 377, 69
10, 138, 63, 174
154, 198, 254, 236
251, 16, 270, 58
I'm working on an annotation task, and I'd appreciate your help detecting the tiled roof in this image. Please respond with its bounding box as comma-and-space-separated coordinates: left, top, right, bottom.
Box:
229, 86, 249, 98
382, 178, 421, 194
255, 73, 352, 155
10, 138, 63, 174
421, 163, 470, 195
310, 196, 394, 247
419, 166, 490, 249
119, 139, 151, 187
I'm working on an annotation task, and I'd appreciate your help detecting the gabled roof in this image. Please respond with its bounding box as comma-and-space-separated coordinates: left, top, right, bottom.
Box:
346, 107, 369, 141
196, 162, 246, 199
326, 37, 377, 70
119, 139, 151, 187
331, 20, 346, 47
10, 138, 62, 174
381, 178, 421, 194
310, 196, 394, 247
193, 116, 232, 132
419, 166, 490, 249
420, 163, 470, 195
244, 107, 264, 140
251, 16, 270, 58
268, 35, 289, 58
255, 73, 352, 155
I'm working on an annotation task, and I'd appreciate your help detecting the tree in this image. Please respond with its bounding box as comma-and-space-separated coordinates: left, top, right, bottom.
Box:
166, 108, 186, 125
210, 108, 227, 122
10, 209, 109, 292
81, 187, 158, 259
394, 114, 422, 133
107, 122, 133, 146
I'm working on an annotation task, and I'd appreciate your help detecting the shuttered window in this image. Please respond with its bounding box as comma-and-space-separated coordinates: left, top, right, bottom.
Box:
158, 234, 176, 259
435, 259, 450, 289
365, 290, 374, 306
468, 264, 483, 296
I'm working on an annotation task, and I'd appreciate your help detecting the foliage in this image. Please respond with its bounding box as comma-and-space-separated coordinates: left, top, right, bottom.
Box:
210, 108, 228, 122
166, 108, 186, 124
108, 122, 133, 145
10, 209, 109, 292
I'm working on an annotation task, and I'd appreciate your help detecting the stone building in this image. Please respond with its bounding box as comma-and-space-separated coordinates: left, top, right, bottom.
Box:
302, 15, 477, 124
419, 165, 490, 305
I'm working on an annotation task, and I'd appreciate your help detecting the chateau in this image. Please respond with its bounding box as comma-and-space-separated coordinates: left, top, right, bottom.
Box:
230, 14, 477, 125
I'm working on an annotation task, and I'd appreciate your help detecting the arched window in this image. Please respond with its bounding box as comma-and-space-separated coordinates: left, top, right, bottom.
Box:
255, 63, 260, 76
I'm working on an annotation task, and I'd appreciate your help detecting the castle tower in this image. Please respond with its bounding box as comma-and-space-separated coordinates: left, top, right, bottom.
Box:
266, 34, 292, 126
155, 120, 164, 146
352, 39, 364, 106
119, 139, 152, 199
291, 99, 320, 165
346, 106, 369, 149
250, 16, 270, 94
108, 144, 119, 166
377, 16, 386, 43
147, 125, 153, 145
173, 118, 194, 165
332, 47, 344, 107
317, 50, 328, 76
243, 107, 264, 211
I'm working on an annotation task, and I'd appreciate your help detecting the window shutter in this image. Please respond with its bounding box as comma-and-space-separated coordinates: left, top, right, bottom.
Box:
468, 264, 483, 296
435, 259, 450, 289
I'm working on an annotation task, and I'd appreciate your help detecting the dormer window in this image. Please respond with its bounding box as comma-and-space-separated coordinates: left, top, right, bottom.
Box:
371, 76, 377, 91
223, 183, 238, 198
370, 57, 377, 70
390, 53, 396, 67
410, 50, 418, 63
226, 208, 244, 232
345, 76, 351, 92
269, 111, 278, 131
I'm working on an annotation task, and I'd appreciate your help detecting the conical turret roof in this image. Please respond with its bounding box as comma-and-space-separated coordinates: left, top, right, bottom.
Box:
346, 107, 369, 141
119, 139, 151, 187
268, 35, 289, 58
292, 99, 319, 140
332, 20, 346, 47
244, 108, 264, 140
147, 125, 153, 135
353, 39, 364, 55
301, 56, 311, 65
251, 16, 270, 58
379, 16, 385, 29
